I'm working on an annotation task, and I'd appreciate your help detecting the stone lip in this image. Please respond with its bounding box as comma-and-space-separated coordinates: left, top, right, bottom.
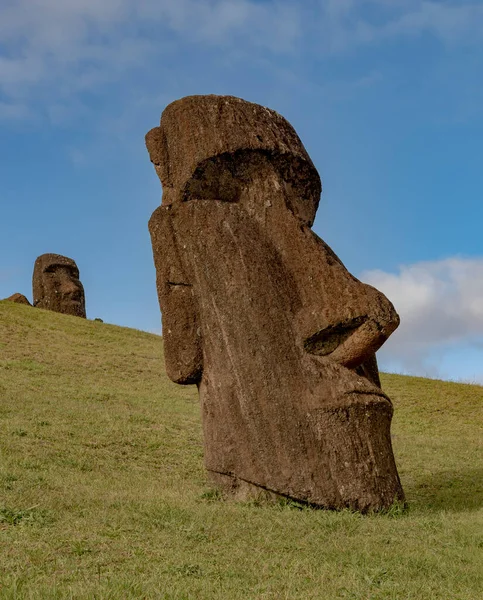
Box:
4, 293, 32, 306
33, 253, 86, 318
147, 94, 404, 511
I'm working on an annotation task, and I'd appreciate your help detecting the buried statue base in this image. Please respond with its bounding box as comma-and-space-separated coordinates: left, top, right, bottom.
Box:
4, 293, 32, 306
146, 95, 404, 511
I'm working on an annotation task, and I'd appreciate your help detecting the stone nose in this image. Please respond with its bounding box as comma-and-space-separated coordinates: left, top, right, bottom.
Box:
59, 278, 80, 295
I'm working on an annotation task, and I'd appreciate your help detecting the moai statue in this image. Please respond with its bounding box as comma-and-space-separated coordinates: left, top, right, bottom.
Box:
4, 293, 32, 306
146, 95, 404, 511
33, 254, 86, 318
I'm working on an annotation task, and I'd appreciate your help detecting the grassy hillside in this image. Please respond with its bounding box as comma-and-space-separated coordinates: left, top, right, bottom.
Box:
0, 301, 482, 599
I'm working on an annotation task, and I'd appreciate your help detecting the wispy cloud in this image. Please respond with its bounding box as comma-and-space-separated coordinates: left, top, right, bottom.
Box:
381, 1, 483, 44
321, 1, 483, 52
1, 1, 483, 127
361, 257, 483, 378
0, 1, 299, 83
0, 0, 303, 124
0, 101, 31, 121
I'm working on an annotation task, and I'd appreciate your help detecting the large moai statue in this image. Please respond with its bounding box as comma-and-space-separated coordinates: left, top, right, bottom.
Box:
33, 254, 86, 318
146, 95, 404, 511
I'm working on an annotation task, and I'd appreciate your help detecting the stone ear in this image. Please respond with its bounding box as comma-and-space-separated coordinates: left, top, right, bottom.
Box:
148, 205, 203, 385
145, 127, 169, 187
145, 127, 165, 166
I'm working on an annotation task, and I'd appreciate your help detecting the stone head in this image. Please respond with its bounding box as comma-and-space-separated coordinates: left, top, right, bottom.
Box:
146, 95, 403, 511
145, 94, 321, 225
147, 95, 398, 381
33, 253, 86, 318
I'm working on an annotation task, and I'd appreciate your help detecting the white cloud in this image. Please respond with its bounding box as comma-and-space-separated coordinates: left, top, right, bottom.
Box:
361, 257, 483, 379
0, 0, 482, 132
385, 1, 483, 42
0, 0, 302, 121
322, 1, 483, 52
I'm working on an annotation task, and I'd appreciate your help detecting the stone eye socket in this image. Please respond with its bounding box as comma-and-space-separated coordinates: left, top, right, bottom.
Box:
43, 265, 78, 278
184, 154, 241, 203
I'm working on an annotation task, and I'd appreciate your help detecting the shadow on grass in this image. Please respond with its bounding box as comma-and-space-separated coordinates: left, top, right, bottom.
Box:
405, 467, 483, 513
201, 468, 483, 516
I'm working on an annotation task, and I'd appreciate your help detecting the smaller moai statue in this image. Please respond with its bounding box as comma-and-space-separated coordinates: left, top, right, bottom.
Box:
33, 254, 86, 318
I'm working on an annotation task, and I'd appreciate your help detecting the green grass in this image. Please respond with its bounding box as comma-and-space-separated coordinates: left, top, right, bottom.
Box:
0, 300, 482, 599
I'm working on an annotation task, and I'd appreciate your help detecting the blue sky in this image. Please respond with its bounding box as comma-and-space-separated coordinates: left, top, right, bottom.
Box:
1, 0, 483, 382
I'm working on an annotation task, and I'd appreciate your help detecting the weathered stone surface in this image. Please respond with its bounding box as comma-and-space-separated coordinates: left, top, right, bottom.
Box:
147, 95, 404, 511
4, 293, 32, 306
33, 254, 86, 318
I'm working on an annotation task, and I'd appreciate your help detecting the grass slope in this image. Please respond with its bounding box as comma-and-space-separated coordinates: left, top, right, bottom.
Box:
0, 301, 482, 599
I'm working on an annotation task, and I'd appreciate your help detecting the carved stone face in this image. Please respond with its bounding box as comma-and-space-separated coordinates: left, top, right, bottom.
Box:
33, 254, 86, 318
146, 95, 404, 511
